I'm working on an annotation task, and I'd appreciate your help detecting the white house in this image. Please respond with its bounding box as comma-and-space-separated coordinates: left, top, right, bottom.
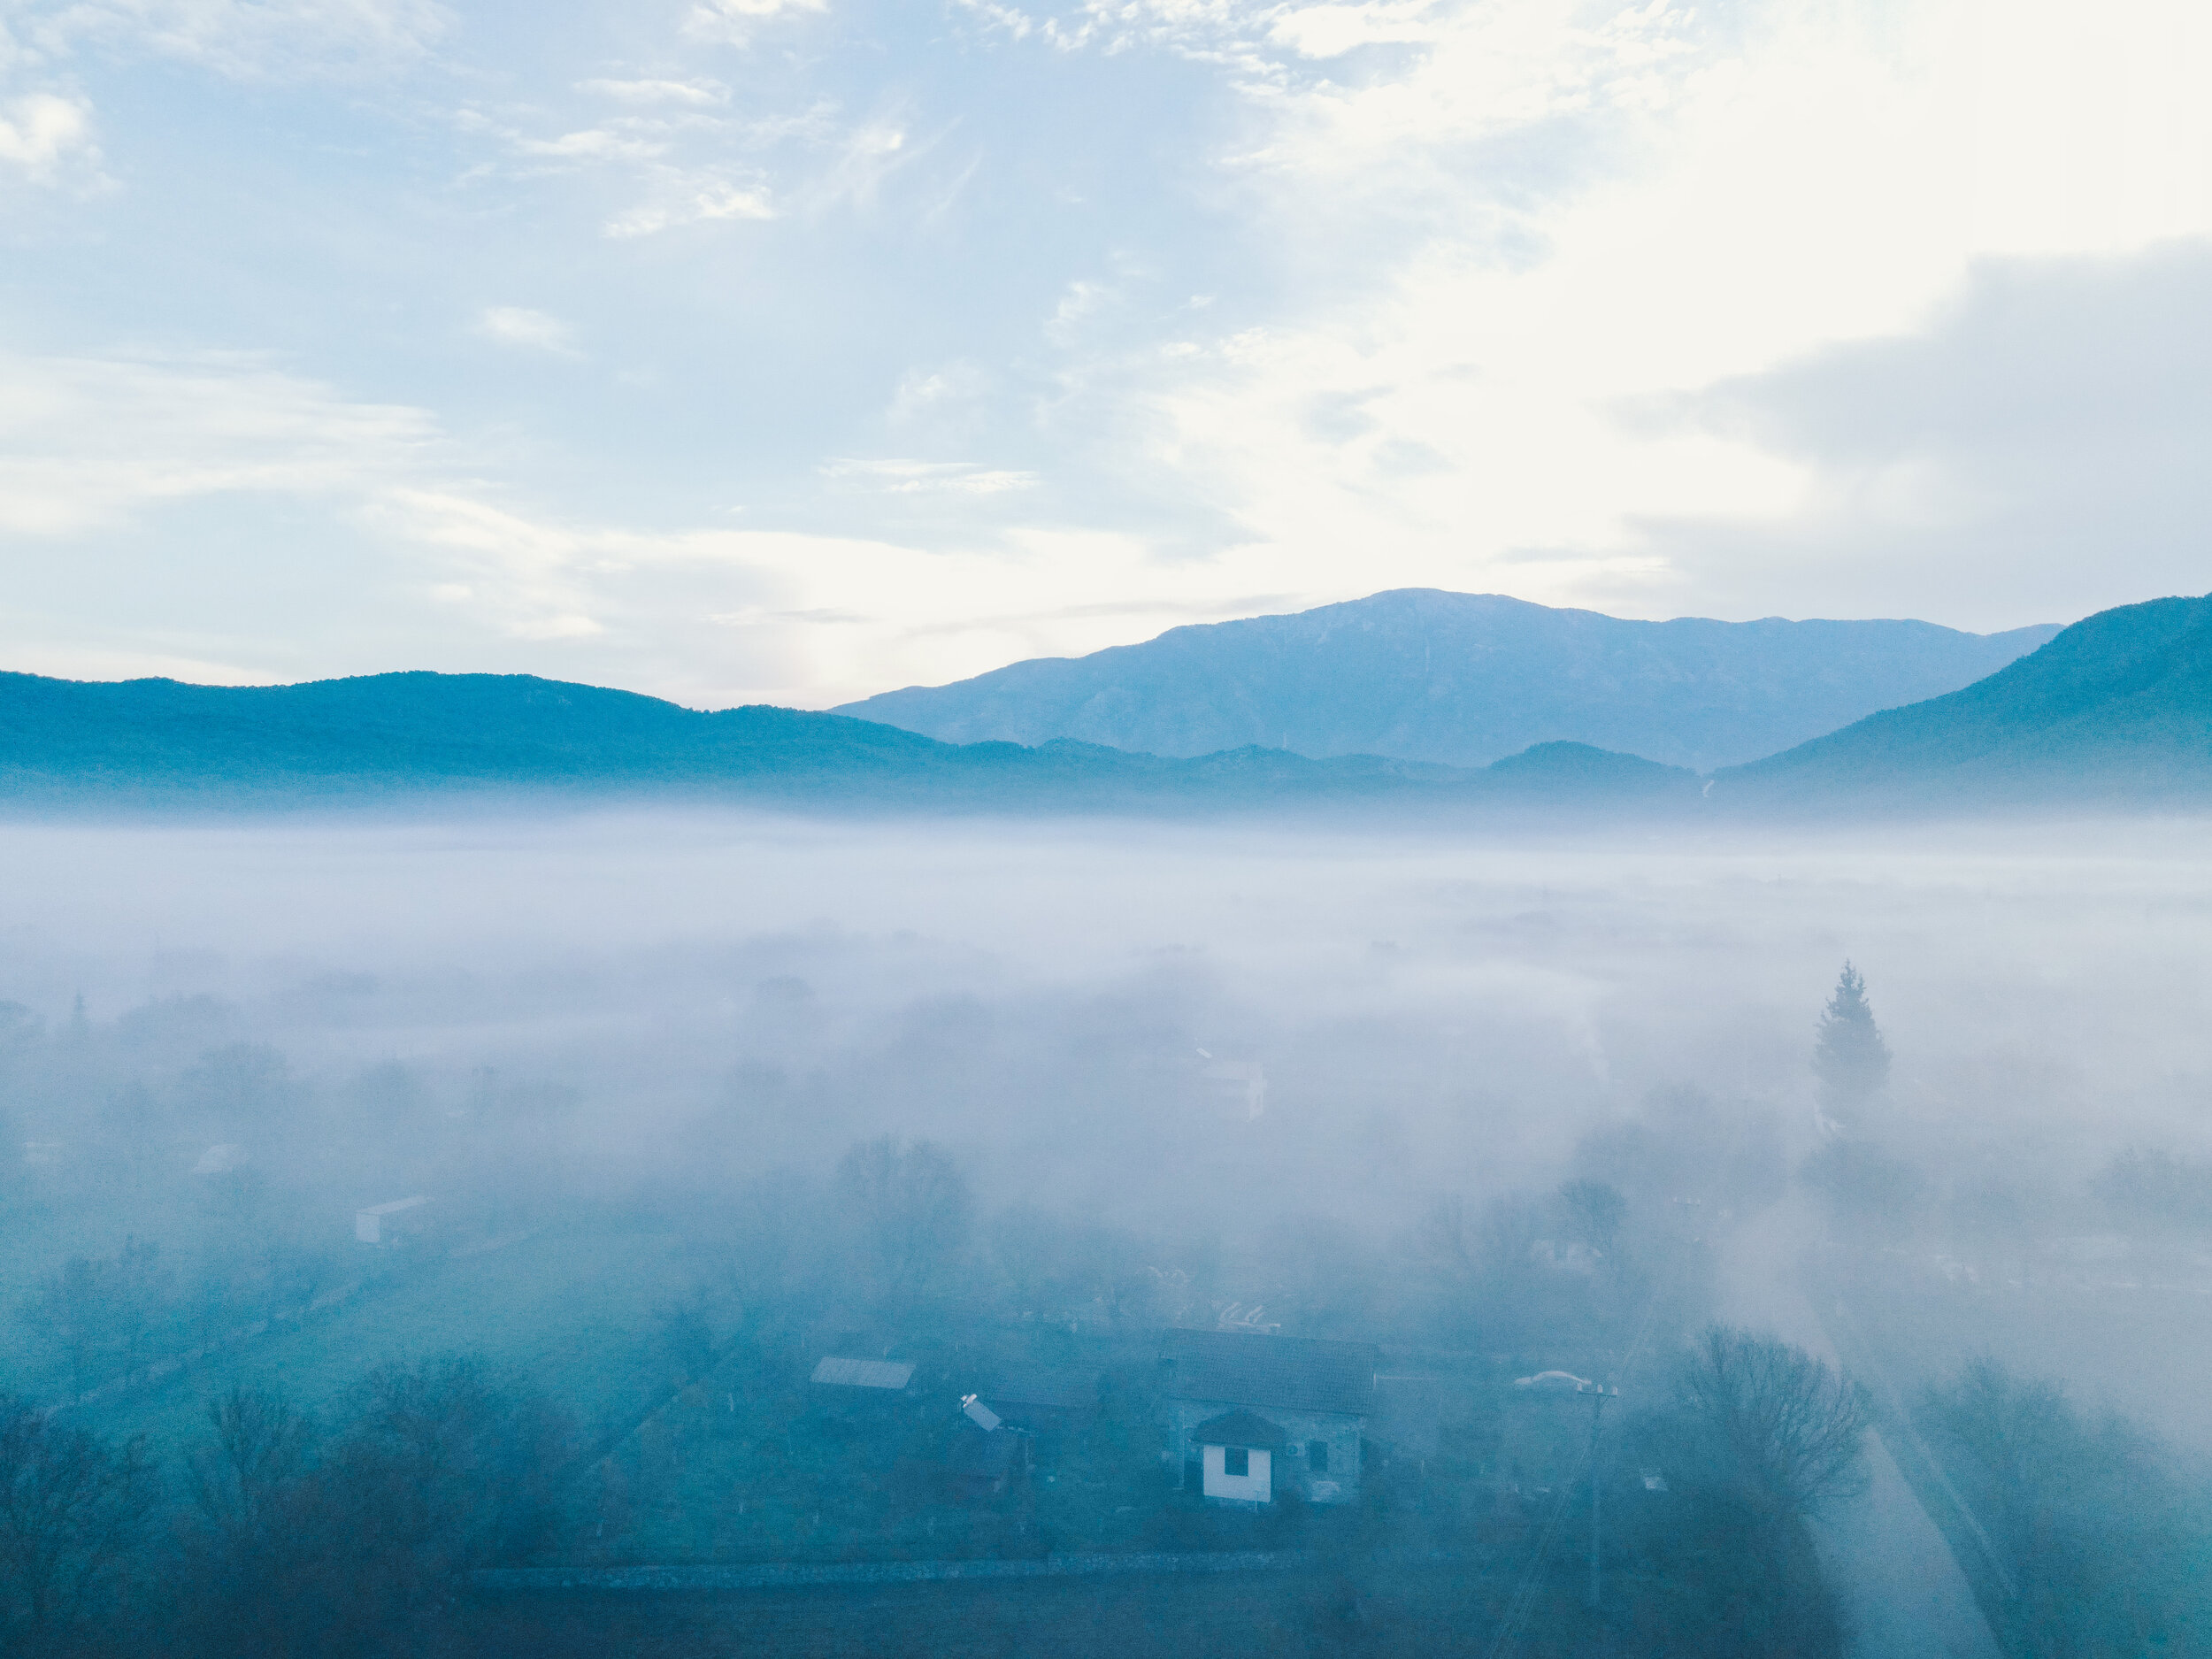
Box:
1160, 1328, 1379, 1506
1190, 1409, 1286, 1503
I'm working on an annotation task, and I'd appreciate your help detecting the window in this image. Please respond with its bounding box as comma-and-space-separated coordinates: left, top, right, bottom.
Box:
1309, 1440, 1329, 1474
1223, 1446, 1249, 1478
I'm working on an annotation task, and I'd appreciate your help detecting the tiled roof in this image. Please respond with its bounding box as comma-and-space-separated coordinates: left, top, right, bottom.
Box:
983, 1362, 1099, 1412
1160, 1328, 1378, 1418
810, 1357, 914, 1390
1191, 1409, 1288, 1449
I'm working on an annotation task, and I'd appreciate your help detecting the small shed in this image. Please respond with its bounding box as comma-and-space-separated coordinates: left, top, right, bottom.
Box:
980, 1361, 1099, 1431
355, 1195, 430, 1245
191, 1144, 243, 1176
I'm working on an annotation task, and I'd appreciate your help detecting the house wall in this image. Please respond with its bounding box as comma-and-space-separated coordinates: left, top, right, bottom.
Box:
1165, 1401, 1363, 1503
1202, 1444, 1271, 1502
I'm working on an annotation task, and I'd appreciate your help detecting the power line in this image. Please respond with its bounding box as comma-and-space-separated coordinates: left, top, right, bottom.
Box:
1483, 1240, 1679, 1657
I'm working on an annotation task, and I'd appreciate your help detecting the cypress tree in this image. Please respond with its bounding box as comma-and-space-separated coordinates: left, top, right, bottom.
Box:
1813, 962, 1891, 1118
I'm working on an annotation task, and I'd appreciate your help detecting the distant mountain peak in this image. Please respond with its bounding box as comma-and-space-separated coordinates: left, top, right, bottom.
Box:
835, 589, 2062, 772
2, 595, 2202, 818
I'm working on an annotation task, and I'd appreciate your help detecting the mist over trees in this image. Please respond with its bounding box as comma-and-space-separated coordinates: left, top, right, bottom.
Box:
2, 816, 2209, 1655
1920, 1361, 2212, 1657
0, 1399, 158, 1658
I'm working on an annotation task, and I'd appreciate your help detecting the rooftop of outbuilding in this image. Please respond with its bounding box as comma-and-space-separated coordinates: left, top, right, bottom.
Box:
810, 1356, 915, 1391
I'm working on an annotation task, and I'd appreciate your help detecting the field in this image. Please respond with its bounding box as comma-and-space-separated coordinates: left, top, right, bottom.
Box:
51, 1218, 697, 1463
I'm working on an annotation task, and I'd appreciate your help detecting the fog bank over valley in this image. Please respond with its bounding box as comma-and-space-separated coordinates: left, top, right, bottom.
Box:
6, 812, 2208, 1391
7, 810, 2211, 1657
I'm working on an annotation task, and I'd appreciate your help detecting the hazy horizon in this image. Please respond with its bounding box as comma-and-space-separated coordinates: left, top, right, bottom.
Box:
8, 4, 2212, 1653
9, 2, 2212, 713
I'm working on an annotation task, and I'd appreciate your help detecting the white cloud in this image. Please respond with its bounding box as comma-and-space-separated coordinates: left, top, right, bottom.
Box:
0, 643, 285, 683
576, 76, 727, 106
797, 113, 915, 214
19, 0, 2212, 703
1044, 279, 1115, 346
1010, 0, 2212, 623
6, 0, 450, 81
475, 306, 578, 355
887, 362, 989, 422
464, 101, 780, 239
0, 365, 1271, 703
0, 350, 434, 534
603, 170, 773, 237
952, 0, 1033, 41
370, 501, 1231, 707
0, 346, 1355, 702
820, 457, 1040, 495
1266, 2, 1446, 59
1630, 243, 2212, 625
0, 89, 95, 183
515, 127, 666, 163
682, 0, 827, 47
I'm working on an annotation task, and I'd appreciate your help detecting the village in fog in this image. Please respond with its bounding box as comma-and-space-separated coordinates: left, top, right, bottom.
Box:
4, 812, 2208, 1655
7, 0, 2212, 1649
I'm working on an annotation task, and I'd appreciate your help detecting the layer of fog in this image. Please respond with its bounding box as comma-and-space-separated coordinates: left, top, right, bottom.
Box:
4, 809, 2208, 1437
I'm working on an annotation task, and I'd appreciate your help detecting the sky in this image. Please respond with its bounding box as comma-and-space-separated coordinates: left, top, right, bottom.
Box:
3, 0, 2210, 710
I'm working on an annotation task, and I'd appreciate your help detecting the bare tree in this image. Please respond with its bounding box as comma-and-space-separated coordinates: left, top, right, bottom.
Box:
105, 1238, 174, 1383
0, 1396, 157, 1657
1921, 1359, 2200, 1659
18, 1240, 176, 1397
188, 1386, 315, 1539
175, 1388, 322, 1658
836, 1137, 973, 1311
1558, 1179, 1628, 1256
1261, 1213, 1376, 1337
180, 1041, 303, 1133
1478, 1191, 1548, 1279
1412, 1193, 1479, 1282
173, 1363, 572, 1659
707, 1171, 821, 1331
1668, 1326, 1873, 1523
18, 1261, 103, 1398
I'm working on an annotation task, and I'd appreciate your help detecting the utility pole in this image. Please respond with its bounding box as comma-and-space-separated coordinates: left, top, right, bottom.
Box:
1580, 1383, 1617, 1609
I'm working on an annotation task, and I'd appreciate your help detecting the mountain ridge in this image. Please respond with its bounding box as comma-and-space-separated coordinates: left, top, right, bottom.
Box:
834, 588, 2062, 771
1718, 594, 2212, 806
6, 591, 2206, 819
0, 668, 1697, 816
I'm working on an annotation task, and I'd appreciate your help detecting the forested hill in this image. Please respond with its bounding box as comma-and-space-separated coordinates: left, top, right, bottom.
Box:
11, 594, 2204, 817
833, 588, 2062, 772
1717, 595, 2212, 807
0, 670, 1700, 813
